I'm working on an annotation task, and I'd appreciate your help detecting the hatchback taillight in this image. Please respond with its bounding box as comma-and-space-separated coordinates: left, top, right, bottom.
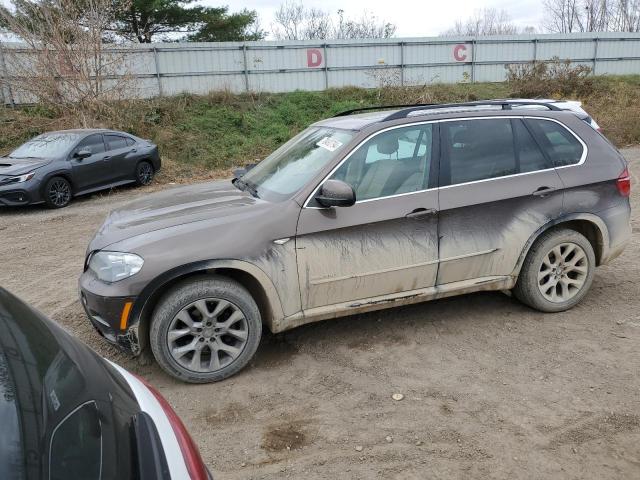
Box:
617, 168, 631, 197
136, 375, 210, 480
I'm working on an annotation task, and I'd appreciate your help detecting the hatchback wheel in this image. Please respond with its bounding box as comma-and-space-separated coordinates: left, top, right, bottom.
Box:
135, 161, 154, 186
44, 176, 72, 208
150, 275, 262, 383
514, 228, 596, 312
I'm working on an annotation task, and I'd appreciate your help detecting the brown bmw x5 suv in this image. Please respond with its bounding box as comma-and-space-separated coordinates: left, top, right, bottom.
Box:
79, 101, 631, 383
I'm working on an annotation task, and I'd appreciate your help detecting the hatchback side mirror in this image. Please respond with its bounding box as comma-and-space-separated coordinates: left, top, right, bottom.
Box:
74, 149, 91, 159
315, 179, 356, 208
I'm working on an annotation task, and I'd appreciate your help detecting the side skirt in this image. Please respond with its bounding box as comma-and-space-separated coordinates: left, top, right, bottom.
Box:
271, 275, 516, 333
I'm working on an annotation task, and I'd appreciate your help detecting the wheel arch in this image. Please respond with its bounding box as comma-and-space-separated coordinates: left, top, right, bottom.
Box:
41, 170, 75, 194
513, 213, 609, 277
130, 259, 284, 352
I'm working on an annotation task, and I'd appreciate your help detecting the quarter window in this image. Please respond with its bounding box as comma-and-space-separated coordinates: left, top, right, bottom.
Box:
526, 119, 584, 167
105, 135, 128, 151
330, 124, 433, 201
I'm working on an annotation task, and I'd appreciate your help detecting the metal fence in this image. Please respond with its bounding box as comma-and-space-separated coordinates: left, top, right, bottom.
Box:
2, 32, 640, 105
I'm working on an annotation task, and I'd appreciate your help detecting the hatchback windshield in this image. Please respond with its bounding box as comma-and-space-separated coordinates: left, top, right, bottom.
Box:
10, 133, 79, 159
240, 127, 354, 202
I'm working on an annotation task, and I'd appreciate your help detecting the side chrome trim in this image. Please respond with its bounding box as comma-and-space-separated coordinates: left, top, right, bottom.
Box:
440, 248, 499, 263
309, 258, 439, 285
303, 115, 588, 208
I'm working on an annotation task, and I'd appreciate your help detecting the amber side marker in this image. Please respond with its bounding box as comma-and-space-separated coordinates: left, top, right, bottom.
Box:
120, 301, 133, 331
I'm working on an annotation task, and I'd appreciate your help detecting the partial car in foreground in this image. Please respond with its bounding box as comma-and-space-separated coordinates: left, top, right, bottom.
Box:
0, 129, 160, 208
79, 100, 631, 384
0, 287, 210, 479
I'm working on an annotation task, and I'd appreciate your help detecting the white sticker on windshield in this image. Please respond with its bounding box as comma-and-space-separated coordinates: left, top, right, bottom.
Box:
316, 137, 343, 152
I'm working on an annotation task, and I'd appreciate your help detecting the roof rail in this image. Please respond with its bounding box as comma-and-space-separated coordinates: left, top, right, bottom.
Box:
333, 103, 436, 117
383, 101, 563, 121
333, 100, 563, 121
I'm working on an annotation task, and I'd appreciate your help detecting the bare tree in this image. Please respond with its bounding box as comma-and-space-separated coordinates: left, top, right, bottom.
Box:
0, 0, 135, 119
543, 0, 639, 32
442, 8, 524, 36
272, 2, 396, 40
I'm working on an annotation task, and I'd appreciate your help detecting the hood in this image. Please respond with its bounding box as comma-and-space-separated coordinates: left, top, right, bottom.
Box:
0, 157, 53, 176
91, 179, 262, 249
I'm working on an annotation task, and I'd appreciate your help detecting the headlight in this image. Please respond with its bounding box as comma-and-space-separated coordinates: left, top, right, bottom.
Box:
88, 251, 144, 283
7, 171, 35, 183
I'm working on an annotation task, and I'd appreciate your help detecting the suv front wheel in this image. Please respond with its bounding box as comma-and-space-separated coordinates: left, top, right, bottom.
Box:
514, 228, 596, 313
150, 275, 262, 383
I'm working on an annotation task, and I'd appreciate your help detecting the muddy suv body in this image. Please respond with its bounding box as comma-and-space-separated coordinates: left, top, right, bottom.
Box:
79, 101, 631, 383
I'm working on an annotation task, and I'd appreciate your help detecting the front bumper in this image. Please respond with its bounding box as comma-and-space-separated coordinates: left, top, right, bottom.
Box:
79, 274, 141, 355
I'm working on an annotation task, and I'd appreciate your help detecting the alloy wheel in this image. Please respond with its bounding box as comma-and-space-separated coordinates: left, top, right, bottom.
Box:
48, 179, 71, 207
537, 242, 589, 303
167, 298, 249, 373
138, 163, 153, 185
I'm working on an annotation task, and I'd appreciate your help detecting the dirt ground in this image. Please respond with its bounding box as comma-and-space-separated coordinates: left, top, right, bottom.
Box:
1, 148, 639, 480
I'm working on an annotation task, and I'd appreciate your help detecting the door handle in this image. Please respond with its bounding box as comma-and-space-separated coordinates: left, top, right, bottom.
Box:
405, 208, 437, 219
103, 155, 111, 161
532, 186, 557, 197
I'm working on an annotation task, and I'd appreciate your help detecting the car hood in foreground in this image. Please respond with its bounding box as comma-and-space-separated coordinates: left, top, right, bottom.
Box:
90, 179, 263, 250
0, 157, 53, 176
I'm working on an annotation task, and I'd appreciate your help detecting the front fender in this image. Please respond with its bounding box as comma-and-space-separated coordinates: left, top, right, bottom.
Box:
129, 258, 285, 334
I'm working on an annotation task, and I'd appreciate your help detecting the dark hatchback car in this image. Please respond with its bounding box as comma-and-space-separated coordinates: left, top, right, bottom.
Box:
0, 129, 160, 208
0, 288, 211, 479
79, 101, 631, 384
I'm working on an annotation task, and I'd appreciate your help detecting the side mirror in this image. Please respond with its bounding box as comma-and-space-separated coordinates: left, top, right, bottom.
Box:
74, 149, 91, 160
315, 179, 356, 208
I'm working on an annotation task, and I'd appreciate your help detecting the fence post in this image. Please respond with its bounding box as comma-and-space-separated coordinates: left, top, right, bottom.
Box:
152, 46, 163, 97
399, 41, 405, 86
242, 44, 250, 92
593, 37, 599, 75
532, 38, 538, 64
323, 43, 329, 90
0, 41, 15, 107
470, 39, 476, 83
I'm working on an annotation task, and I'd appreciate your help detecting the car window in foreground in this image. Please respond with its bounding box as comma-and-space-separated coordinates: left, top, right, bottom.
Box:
526, 118, 584, 167
241, 127, 355, 202
9, 134, 80, 159
49, 401, 102, 480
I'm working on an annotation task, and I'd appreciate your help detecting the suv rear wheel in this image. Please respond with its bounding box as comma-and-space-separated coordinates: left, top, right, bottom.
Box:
514, 228, 596, 312
150, 275, 262, 383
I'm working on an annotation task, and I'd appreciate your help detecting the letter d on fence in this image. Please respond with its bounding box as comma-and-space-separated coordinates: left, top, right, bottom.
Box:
307, 48, 323, 68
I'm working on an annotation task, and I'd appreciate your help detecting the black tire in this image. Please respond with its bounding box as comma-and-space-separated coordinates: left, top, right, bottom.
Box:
135, 161, 154, 186
43, 176, 72, 208
150, 275, 262, 383
514, 228, 596, 313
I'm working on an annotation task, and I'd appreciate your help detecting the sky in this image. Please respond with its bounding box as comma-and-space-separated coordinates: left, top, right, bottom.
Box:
215, 0, 545, 37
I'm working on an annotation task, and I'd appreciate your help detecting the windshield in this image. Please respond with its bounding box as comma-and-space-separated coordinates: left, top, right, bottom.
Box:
240, 127, 355, 202
10, 133, 80, 159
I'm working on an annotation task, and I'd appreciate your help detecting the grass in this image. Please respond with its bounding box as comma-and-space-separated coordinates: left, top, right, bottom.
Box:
1, 76, 639, 183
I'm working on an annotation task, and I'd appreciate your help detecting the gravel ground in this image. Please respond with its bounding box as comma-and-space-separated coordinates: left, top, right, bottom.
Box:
1, 148, 639, 480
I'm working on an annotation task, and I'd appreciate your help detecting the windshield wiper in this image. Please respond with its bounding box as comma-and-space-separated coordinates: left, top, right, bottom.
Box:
233, 178, 259, 198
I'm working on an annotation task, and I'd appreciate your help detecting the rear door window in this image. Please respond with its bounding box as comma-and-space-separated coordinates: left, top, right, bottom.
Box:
525, 119, 584, 167
441, 118, 516, 186
105, 135, 128, 151
513, 119, 551, 173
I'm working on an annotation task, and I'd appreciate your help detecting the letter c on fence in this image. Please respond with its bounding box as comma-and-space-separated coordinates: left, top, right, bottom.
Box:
453, 44, 467, 62
307, 49, 323, 68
